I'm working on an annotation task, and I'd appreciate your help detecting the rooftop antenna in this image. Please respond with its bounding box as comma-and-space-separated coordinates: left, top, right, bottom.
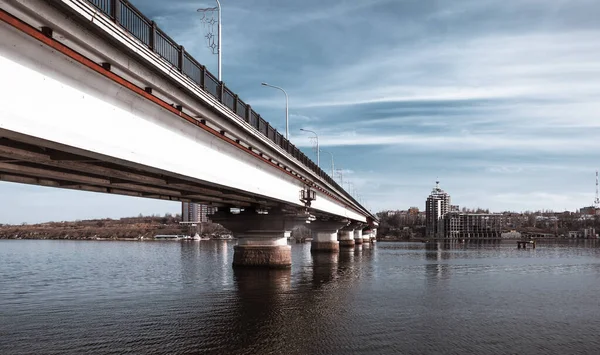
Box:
595, 170, 599, 208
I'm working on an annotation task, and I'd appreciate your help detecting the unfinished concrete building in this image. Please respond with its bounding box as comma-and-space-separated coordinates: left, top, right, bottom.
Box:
442, 212, 503, 239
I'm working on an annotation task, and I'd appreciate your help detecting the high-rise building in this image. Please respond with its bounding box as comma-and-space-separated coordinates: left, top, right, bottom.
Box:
182, 202, 200, 223
425, 180, 451, 238
198, 204, 217, 223
182, 202, 217, 223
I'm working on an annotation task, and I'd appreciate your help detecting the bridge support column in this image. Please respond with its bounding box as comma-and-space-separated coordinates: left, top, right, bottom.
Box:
339, 222, 361, 248
211, 210, 291, 269
234, 235, 289, 268
354, 229, 363, 245
307, 219, 349, 252
313, 231, 339, 252
362, 229, 372, 244
338, 230, 355, 247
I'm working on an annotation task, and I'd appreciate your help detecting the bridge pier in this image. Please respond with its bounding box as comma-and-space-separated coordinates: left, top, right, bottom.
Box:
211, 210, 291, 269
362, 229, 372, 244
338, 230, 355, 247
354, 229, 363, 245
339, 223, 360, 247
233, 237, 290, 269
307, 219, 349, 252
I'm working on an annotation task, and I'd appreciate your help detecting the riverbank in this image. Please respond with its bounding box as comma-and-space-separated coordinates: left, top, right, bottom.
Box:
0, 215, 182, 240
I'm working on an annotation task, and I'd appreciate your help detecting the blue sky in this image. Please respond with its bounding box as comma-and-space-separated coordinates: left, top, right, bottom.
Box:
3, 0, 600, 224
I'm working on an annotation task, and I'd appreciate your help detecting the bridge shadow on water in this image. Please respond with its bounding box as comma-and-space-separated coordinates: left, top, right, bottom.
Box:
166, 242, 379, 354
226, 244, 376, 353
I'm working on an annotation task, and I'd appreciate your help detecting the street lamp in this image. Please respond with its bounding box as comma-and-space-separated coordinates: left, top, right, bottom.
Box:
197, 0, 222, 81
336, 168, 344, 185
346, 181, 355, 196
300, 128, 319, 167
320, 149, 334, 178
261, 83, 289, 140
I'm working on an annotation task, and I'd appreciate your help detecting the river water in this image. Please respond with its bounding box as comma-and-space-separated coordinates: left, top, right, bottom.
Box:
1, 240, 599, 354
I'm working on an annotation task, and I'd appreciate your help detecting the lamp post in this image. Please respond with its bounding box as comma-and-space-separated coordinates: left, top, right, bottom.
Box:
216, 0, 221, 81
300, 128, 319, 167
197, 0, 222, 81
321, 149, 334, 178
261, 83, 289, 140
346, 182, 355, 196
336, 168, 344, 185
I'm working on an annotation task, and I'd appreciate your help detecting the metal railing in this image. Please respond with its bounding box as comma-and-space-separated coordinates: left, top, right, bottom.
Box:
87, 0, 362, 209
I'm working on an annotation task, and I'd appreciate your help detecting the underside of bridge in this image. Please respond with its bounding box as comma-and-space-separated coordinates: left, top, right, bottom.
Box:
0, 130, 279, 209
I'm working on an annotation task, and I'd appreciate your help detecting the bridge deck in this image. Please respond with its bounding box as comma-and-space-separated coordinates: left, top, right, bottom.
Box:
0, 1, 378, 223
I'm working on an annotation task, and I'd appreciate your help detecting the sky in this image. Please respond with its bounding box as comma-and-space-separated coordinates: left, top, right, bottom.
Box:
3, 0, 600, 224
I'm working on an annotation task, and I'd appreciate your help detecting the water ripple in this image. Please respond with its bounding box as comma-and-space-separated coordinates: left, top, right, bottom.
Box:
1, 240, 600, 354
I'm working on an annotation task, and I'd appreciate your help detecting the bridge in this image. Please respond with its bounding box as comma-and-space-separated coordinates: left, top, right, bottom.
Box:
0, 0, 377, 268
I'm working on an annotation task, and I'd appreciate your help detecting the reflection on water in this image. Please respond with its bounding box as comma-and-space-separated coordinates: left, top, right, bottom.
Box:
311, 252, 339, 287
226, 268, 292, 354
338, 248, 354, 264
234, 267, 292, 295
2, 240, 600, 354
425, 242, 449, 281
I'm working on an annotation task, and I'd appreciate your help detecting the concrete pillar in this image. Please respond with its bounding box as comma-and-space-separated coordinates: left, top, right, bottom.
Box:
234, 233, 290, 268
211, 210, 291, 269
312, 230, 339, 252
354, 229, 363, 244
362, 229, 372, 244
338, 229, 355, 247
306, 219, 349, 252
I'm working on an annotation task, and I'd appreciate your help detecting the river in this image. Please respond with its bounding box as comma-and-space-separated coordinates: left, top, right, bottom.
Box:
1, 240, 599, 354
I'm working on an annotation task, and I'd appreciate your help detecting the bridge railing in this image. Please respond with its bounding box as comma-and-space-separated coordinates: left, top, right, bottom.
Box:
87, 0, 362, 209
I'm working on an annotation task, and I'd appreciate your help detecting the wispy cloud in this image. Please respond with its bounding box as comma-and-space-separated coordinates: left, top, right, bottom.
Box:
288, 114, 320, 122
4, 0, 600, 223
92, 0, 600, 214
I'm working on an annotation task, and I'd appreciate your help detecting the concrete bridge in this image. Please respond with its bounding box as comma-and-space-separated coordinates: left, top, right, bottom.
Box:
0, 0, 377, 268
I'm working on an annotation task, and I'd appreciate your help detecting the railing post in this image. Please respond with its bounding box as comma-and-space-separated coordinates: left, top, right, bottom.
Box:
111, 0, 121, 23
149, 21, 156, 51
233, 94, 239, 114
178, 45, 184, 72
245, 105, 251, 123
200, 65, 206, 90
219, 82, 224, 103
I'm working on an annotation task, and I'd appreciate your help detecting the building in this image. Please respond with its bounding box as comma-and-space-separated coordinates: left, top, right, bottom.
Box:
501, 230, 522, 239
182, 202, 199, 223
182, 202, 217, 223
569, 228, 597, 239
580, 206, 600, 216
407, 207, 420, 216
198, 204, 217, 223
425, 180, 451, 238
442, 212, 503, 239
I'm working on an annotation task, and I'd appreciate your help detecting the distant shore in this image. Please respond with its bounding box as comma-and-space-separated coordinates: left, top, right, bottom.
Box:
0, 216, 182, 240
377, 237, 598, 242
